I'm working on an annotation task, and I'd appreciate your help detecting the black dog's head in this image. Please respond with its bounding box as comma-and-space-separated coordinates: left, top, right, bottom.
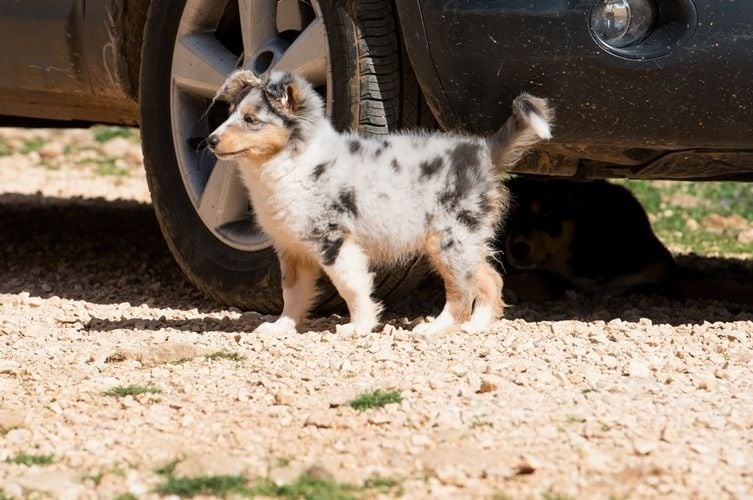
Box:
503, 177, 578, 270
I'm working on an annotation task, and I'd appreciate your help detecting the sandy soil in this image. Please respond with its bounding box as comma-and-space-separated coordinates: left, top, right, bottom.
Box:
1, 128, 753, 499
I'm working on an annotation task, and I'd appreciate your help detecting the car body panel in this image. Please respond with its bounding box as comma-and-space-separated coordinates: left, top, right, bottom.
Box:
397, 0, 753, 178
0, 0, 138, 125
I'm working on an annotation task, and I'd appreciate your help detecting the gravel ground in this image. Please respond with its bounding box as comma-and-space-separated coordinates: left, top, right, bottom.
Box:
1, 128, 753, 499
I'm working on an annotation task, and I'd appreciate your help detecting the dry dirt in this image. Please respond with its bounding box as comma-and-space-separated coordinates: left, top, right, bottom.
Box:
1, 128, 753, 499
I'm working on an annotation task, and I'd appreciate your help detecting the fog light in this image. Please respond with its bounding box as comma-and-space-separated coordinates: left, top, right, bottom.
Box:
590, 0, 656, 48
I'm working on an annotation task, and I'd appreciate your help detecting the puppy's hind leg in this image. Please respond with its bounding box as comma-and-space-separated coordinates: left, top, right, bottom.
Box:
413, 230, 476, 336
460, 261, 504, 334
321, 239, 382, 335
254, 251, 319, 335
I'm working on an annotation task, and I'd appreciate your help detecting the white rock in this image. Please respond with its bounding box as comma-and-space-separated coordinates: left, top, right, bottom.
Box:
633, 439, 658, 455
0, 409, 25, 433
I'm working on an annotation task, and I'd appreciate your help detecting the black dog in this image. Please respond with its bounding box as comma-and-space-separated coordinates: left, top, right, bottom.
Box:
499, 177, 753, 305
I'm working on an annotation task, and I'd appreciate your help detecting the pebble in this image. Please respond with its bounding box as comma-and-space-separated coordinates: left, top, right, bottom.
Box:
633, 439, 658, 456
0, 410, 25, 433
624, 360, 651, 378
304, 411, 335, 429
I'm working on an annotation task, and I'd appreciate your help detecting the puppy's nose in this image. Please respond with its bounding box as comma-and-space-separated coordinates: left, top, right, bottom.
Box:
510, 240, 531, 261
206, 134, 220, 148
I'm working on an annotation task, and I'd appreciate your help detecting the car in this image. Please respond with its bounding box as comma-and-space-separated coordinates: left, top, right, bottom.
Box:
1, 0, 750, 312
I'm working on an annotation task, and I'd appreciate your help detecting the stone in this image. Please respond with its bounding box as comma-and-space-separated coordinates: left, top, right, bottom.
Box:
304, 411, 335, 429
173, 453, 251, 478
12, 471, 82, 499
0, 410, 25, 434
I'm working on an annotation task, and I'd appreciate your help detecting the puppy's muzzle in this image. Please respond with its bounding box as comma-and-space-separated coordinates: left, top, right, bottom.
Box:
507, 237, 536, 269
206, 134, 220, 151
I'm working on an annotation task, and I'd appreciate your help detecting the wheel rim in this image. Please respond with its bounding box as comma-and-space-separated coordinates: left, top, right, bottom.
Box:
170, 0, 330, 251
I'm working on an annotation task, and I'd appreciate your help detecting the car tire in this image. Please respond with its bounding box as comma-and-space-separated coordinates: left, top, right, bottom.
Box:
139, 0, 434, 313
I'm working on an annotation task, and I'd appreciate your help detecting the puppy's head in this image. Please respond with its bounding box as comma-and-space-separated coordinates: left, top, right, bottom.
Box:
206, 70, 323, 162
504, 177, 576, 270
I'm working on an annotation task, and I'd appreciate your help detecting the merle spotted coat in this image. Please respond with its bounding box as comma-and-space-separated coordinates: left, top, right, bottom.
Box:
207, 70, 553, 336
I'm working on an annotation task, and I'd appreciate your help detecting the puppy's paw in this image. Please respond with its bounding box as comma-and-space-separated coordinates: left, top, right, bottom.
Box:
459, 320, 490, 334
412, 320, 456, 336
253, 317, 297, 335
336, 320, 377, 337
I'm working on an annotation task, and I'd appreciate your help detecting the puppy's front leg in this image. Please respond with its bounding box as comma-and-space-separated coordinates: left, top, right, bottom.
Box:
321, 239, 381, 335
254, 252, 319, 335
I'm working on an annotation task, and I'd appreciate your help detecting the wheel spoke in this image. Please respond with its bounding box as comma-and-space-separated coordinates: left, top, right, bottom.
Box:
197, 160, 249, 230
239, 0, 279, 65
173, 32, 237, 99
271, 17, 327, 86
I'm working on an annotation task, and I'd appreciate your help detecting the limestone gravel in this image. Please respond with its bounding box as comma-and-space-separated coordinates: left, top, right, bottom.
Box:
2, 128, 753, 499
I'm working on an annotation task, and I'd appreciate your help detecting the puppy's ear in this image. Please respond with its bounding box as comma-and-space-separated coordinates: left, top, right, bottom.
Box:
263, 72, 302, 117
214, 69, 261, 104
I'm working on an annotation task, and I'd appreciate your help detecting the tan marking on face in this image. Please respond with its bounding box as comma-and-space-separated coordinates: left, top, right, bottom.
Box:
213, 122, 291, 162
537, 219, 575, 272
424, 231, 474, 322
507, 219, 575, 270
240, 103, 257, 117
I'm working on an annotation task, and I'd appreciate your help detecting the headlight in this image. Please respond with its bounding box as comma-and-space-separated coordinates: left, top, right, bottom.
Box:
590, 0, 656, 48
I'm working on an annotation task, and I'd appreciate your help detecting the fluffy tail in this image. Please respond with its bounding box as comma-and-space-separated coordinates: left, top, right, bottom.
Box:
669, 267, 753, 306
488, 93, 554, 171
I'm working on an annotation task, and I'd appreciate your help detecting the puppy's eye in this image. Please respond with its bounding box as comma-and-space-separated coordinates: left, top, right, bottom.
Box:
243, 115, 258, 125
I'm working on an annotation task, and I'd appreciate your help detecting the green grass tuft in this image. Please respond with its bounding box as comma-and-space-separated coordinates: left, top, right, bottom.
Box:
251, 474, 355, 500
204, 351, 246, 362
20, 138, 44, 154
618, 179, 753, 256
349, 389, 403, 411
6, 453, 54, 466
541, 493, 576, 500
363, 477, 402, 495
113, 494, 138, 500
155, 474, 249, 497
0, 138, 12, 156
82, 471, 103, 486
91, 158, 130, 177
104, 384, 162, 398
92, 126, 136, 143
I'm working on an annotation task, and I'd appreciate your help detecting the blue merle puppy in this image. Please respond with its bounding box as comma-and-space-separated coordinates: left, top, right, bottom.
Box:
207, 69, 553, 336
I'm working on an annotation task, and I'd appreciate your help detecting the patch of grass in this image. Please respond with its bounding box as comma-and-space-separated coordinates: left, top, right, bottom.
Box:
91, 158, 130, 177
542, 493, 576, 500
565, 415, 586, 424
275, 457, 291, 468
0, 138, 12, 156
92, 126, 136, 143
204, 351, 246, 362
349, 389, 403, 411
82, 471, 103, 486
618, 179, 753, 256
113, 494, 138, 500
251, 474, 355, 500
363, 477, 402, 495
104, 384, 162, 398
470, 417, 493, 429
6, 453, 54, 466
171, 358, 190, 365
155, 474, 250, 497
20, 137, 44, 154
